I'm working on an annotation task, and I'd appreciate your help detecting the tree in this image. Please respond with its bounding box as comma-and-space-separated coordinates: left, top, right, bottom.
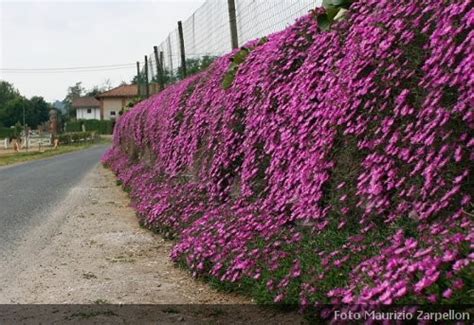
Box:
0, 81, 20, 125
86, 85, 104, 97
63, 82, 85, 119
102, 79, 113, 91
0, 81, 19, 107
0, 80, 50, 128
0, 96, 50, 128
29, 96, 50, 127
176, 56, 217, 81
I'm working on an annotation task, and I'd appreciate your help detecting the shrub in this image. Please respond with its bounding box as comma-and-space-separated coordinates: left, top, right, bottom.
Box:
102, 0, 473, 308
0, 127, 14, 139
65, 120, 113, 134
58, 131, 96, 145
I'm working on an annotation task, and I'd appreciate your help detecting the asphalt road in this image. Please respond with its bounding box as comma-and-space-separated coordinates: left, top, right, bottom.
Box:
0, 145, 108, 256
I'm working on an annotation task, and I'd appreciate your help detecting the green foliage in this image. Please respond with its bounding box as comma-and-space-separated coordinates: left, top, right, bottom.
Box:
65, 119, 113, 134
222, 48, 251, 89
144, 56, 218, 92
63, 82, 85, 119
0, 81, 51, 128
65, 120, 82, 133
176, 56, 218, 80
57, 131, 98, 145
317, 0, 354, 31
222, 37, 269, 90
85, 85, 105, 97
126, 97, 142, 109
14, 122, 23, 137
149, 68, 175, 87
323, 0, 352, 8
0, 80, 19, 107
0, 127, 14, 139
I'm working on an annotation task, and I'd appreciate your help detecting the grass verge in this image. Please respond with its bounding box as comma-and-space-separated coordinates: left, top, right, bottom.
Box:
0, 138, 111, 167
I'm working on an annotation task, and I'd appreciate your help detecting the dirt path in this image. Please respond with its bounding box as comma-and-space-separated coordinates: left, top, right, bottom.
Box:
0, 165, 304, 323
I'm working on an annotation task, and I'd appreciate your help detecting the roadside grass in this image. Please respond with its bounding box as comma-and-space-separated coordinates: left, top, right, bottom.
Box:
0, 137, 111, 167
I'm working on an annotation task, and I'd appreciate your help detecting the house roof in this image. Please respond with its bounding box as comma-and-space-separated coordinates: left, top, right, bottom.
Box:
96, 84, 138, 98
71, 96, 100, 108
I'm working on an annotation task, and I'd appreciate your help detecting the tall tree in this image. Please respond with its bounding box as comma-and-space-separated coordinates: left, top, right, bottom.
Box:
0, 96, 50, 128
86, 85, 105, 97
63, 82, 85, 119
0, 81, 19, 107
29, 96, 50, 127
0, 81, 50, 128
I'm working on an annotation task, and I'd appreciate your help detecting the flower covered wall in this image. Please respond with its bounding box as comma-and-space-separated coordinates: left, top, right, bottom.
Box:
103, 0, 473, 305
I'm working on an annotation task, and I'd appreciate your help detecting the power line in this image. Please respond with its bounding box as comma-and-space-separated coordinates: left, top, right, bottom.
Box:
0, 63, 137, 71
2, 66, 137, 74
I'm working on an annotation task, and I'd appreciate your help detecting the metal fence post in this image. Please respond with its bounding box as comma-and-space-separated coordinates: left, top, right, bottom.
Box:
136, 61, 141, 97
144, 55, 150, 98
154, 46, 165, 91
227, 0, 239, 49
177, 21, 187, 78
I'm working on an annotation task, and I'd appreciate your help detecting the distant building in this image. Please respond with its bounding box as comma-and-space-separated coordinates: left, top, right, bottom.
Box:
95, 84, 138, 120
71, 97, 101, 120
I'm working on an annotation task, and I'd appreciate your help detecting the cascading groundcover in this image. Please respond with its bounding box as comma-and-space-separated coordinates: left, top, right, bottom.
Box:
102, 0, 473, 306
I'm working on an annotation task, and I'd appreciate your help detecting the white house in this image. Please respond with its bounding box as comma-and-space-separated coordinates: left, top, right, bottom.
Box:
72, 97, 101, 120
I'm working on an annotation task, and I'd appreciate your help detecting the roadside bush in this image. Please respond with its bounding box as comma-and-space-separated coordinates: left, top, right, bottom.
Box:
103, 0, 473, 308
0, 127, 14, 139
58, 131, 97, 145
65, 120, 113, 134
65, 120, 82, 132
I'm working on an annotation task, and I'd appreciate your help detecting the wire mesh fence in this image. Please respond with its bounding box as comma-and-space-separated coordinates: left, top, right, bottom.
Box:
140, 0, 321, 94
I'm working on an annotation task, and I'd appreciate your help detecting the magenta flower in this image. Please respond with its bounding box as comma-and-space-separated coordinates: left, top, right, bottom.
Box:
102, 0, 473, 307
442, 288, 453, 299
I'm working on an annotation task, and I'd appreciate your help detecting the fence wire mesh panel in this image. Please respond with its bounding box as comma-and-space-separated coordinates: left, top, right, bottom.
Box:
141, 0, 321, 92
183, 1, 231, 59
236, 0, 319, 43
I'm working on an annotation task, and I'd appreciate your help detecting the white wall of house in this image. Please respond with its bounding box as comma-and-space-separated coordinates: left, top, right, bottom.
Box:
76, 107, 100, 120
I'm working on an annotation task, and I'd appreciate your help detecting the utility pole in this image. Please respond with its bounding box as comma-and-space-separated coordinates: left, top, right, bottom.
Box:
136, 61, 141, 97
177, 21, 187, 78
227, 0, 239, 49
154, 46, 165, 91
144, 55, 150, 98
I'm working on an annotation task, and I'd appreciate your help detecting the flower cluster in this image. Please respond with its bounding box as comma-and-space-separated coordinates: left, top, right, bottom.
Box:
102, 0, 473, 306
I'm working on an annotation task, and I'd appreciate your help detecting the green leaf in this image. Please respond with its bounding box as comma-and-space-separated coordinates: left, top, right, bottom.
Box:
334, 8, 348, 21
258, 36, 268, 46
326, 7, 339, 20
222, 69, 236, 89
233, 48, 249, 65
317, 14, 331, 31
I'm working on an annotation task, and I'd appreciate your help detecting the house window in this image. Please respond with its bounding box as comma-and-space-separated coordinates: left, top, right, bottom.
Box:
110, 111, 116, 116
87, 108, 92, 113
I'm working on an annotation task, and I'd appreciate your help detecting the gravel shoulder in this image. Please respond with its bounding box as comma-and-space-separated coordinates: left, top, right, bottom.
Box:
0, 165, 304, 323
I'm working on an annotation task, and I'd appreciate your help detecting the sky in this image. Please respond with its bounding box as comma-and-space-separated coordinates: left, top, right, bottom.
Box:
0, 0, 205, 102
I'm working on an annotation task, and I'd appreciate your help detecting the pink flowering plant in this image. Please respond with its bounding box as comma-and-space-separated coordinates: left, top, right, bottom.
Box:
103, 0, 473, 307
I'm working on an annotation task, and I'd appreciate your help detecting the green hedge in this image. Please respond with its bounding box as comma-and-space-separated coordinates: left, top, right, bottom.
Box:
65, 120, 113, 134
57, 131, 99, 145
65, 121, 82, 133
0, 127, 14, 139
